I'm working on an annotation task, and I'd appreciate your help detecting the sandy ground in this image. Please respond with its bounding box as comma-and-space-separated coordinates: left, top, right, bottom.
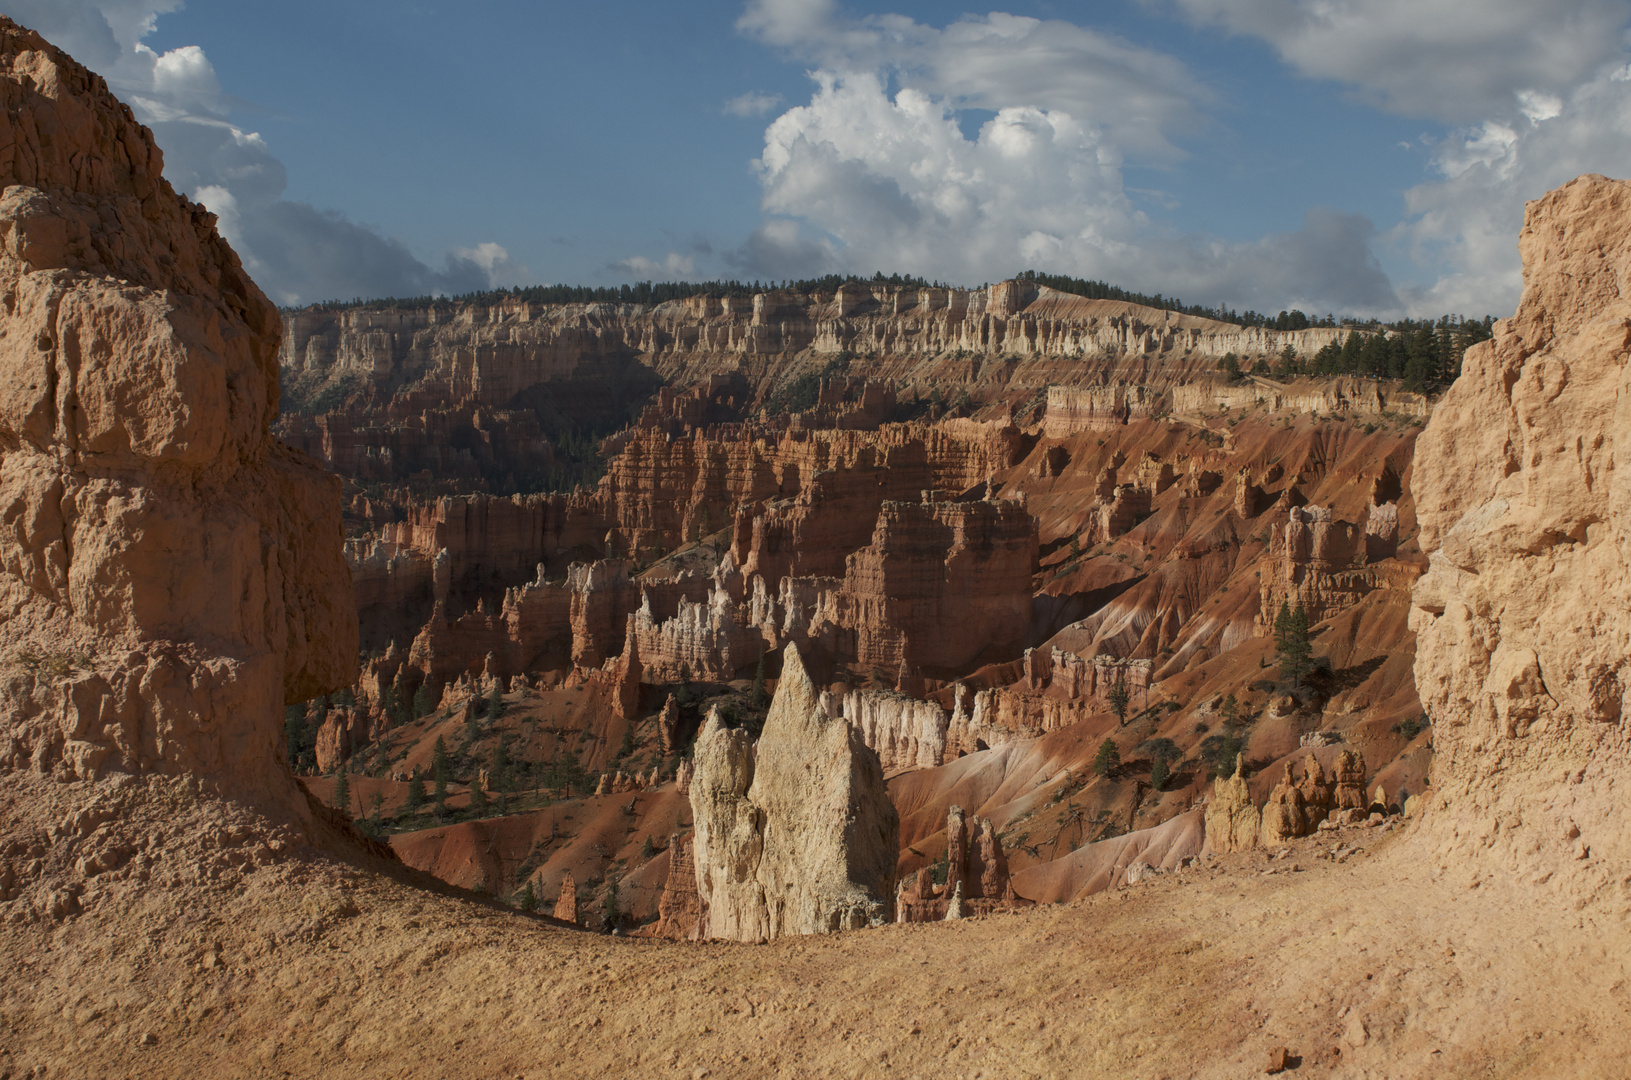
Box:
2, 774, 1626, 1080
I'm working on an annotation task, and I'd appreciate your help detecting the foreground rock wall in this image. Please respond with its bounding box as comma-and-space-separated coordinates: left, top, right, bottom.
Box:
0, 22, 354, 812
1412, 174, 1631, 903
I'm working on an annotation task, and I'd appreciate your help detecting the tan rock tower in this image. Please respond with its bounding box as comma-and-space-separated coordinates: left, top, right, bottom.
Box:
689, 644, 898, 941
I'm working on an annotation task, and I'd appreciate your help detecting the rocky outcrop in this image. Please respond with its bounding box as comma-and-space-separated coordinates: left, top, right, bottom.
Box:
689, 646, 898, 941
1296, 752, 1335, 828
1332, 749, 1368, 812
819, 494, 1037, 674
941, 653, 1153, 759
1204, 756, 1260, 854
1042, 385, 1167, 436
1259, 762, 1308, 847
657, 694, 683, 756
896, 805, 1016, 922
1170, 376, 1428, 419
1411, 174, 1631, 900
283, 285, 1346, 428
312, 705, 383, 775
0, 23, 354, 812
1252, 505, 1418, 635
553, 873, 578, 924
646, 834, 703, 940
833, 689, 949, 771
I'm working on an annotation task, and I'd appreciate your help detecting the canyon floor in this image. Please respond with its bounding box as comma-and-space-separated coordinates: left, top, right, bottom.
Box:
3, 772, 1623, 1080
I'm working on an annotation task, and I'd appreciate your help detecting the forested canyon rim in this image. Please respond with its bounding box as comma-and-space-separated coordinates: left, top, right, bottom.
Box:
0, 14, 1628, 1080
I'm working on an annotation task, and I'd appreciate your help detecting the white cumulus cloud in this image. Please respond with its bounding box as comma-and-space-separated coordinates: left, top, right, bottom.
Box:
735, 4, 1401, 315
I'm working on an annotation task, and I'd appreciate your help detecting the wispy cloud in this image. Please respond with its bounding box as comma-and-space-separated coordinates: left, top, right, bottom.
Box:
10, 0, 525, 304
724, 90, 783, 117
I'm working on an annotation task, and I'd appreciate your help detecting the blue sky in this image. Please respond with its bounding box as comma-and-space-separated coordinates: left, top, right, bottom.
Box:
14, 1, 1631, 318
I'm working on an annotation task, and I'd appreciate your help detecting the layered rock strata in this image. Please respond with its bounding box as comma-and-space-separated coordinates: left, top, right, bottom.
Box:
689, 646, 898, 941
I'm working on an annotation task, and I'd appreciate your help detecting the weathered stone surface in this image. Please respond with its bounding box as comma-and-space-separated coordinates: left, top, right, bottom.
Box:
1296, 752, 1335, 829
658, 695, 682, 756
897, 804, 1017, 922
1259, 762, 1308, 847
646, 834, 703, 940
1204, 756, 1261, 854
1412, 174, 1631, 898
553, 872, 578, 924
689, 645, 898, 941
0, 21, 355, 814
1332, 750, 1368, 812
836, 688, 948, 771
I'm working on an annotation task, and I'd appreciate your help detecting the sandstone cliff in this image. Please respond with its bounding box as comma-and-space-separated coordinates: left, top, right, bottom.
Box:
0, 22, 354, 812
1412, 174, 1631, 901
689, 645, 897, 940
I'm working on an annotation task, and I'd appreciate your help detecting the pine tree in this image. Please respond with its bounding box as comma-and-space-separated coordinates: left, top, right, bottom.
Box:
1107, 668, 1132, 727
1339, 330, 1364, 374
405, 769, 426, 812
1150, 755, 1170, 792
519, 881, 538, 913
1272, 600, 1292, 650
413, 682, 434, 719
1093, 738, 1121, 778
432, 736, 450, 813
1276, 603, 1313, 689
487, 684, 506, 719
1275, 345, 1298, 378
751, 652, 769, 710
332, 768, 352, 818
1219, 352, 1242, 382
492, 736, 511, 793
467, 776, 489, 817
1140, 737, 1179, 792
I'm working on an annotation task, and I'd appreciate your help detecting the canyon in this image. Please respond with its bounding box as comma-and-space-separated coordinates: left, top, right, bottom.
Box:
0, 16, 1628, 1080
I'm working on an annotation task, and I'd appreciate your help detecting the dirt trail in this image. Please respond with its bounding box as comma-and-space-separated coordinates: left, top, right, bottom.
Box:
3, 776, 1623, 1080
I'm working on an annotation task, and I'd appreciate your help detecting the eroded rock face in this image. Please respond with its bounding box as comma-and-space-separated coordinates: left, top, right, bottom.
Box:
646, 834, 703, 940
1332, 749, 1368, 812
1204, 755, 1260, 854
553, 872, 578, 924
689, 645, 897, 941
0, 21, 354, 812
1412, 174, 1631, 900
1259, 762, 1307, 848
896, 804, 1016, 923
